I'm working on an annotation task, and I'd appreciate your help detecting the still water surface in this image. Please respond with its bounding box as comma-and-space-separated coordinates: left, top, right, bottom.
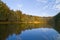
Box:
6, 28, 59, 40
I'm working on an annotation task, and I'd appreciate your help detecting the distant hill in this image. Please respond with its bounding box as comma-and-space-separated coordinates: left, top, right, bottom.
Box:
54, 12, 60, 33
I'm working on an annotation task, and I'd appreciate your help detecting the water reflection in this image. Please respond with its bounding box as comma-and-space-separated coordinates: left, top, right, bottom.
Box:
6, 28, 59, 40
0, 23, 59, 40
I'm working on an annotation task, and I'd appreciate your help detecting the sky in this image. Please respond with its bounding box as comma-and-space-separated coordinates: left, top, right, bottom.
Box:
2, 0, 60, 17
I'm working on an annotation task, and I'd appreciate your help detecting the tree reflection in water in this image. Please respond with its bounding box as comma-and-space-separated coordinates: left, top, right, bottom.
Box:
6, 28, 59, 40
0, 23, 59, 40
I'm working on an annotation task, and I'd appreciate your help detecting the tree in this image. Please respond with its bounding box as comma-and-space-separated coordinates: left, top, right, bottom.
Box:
15, 10, 22, 22
0, 1, 10, 21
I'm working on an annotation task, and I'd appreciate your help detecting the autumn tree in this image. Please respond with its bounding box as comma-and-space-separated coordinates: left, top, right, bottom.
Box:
0, 0, 10, 21
0, 1, 22, 22
15, 10, 22, 22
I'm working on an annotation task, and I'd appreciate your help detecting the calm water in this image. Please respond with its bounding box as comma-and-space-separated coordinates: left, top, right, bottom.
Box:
0, 24, 60, 40
6, 28, 60, 40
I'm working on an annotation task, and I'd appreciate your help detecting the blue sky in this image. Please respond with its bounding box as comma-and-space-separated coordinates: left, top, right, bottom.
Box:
2, 0, 60, 17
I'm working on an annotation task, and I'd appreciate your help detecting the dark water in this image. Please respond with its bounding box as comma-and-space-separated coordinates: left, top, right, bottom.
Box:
6, 28, 59, 40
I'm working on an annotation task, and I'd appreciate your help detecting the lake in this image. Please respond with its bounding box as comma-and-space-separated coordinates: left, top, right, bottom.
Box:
0, 23, 60, 40
6, 28, 60, 40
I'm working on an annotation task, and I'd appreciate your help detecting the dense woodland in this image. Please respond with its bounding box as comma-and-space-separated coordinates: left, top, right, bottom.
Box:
0, 0, 60, 40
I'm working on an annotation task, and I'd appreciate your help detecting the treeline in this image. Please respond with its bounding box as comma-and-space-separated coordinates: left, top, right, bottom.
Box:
0, 0, 60, 28
0, 0, 54, 25
0, 1, 22, 22
54, 12, 60, 33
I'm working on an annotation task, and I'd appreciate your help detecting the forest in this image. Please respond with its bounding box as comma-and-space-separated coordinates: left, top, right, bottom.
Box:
0, 0, 54, 25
